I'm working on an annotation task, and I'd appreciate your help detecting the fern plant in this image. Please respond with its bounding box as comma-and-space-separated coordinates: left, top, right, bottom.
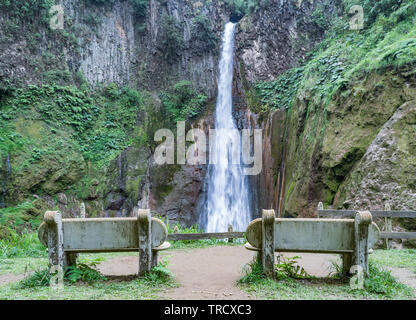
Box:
65, 261, 107, 284
275, 255, 312, 280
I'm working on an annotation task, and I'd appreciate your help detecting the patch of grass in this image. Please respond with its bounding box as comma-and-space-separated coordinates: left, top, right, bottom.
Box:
239, 258, 265, 284
238, 256, 414, 300
363, 262, 413, 297
17, 268, 50, 288
0, 257, 47, 276
141, 259, 174, 286
0, 254, 177, 300
370, 249, 416, 273
1, 275, 176, 300
0, 229, 46, 258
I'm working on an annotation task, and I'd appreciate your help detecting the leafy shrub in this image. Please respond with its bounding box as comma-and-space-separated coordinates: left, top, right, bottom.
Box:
159, 15, 184, 61
160, 81, 207, 122
275, 255, 312, 280
255, 67, 305, 111
65, 261, 107, 284
240, 255, 313, 284
86, 0, 116, 6
83, 13, 102, 28
191, 15, 218, 53
130, 0, 148, 19
0, 0, 53, 23
0, 123, 26, 157
0, 84, 144, 165
18, 259, 107, 288
343, 0, 407, 26
220, 0, 260, 17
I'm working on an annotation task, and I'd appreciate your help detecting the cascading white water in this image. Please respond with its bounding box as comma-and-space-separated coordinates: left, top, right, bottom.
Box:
202, 22, 251, 232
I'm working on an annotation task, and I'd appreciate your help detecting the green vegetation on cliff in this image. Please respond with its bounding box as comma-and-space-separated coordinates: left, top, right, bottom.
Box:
251, 0, 416, 215
255, 0, 416, 113
160, 81, 208, 123
0, 0, 52, 22
0, 82, 148, 211
159, 15, 185, 61
1, 83, 144, 165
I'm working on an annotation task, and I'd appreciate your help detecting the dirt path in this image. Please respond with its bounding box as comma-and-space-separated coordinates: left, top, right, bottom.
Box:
0, 274, 25, 285
387, 267, 416, 289
97, 246, 341, 300
159, 246, 255, 300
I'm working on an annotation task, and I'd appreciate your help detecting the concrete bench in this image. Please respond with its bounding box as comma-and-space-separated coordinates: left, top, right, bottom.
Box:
245, 209, 380, 278
38, 209, 170, 276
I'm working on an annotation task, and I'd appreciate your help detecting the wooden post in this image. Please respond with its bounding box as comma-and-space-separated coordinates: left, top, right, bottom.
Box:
138, 208, 152, 276
228, 224, 233, 243
317, 202, 323, 216
384, 203, 392, 250
262, 209, 276, 278
44, 211, 64, 287
354, 211, 372, 276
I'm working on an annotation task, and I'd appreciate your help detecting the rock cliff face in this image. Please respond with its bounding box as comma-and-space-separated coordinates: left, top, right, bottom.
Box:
0, 0, 234, 224
236, 0, 342, 83
0, 0, 225, 95
277, 69, 416, 218
1, 0, 415, 236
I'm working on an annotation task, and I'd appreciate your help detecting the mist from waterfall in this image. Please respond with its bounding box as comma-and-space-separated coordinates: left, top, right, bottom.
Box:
201, 22, 251, 233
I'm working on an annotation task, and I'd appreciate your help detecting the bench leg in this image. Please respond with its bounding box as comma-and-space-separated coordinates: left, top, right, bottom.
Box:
256, 251, 262, 264
151, 251, 159, 268
64, 253, 78, 268
44, 211, 64, 289
262, 210, 276, 279
354, 211, 372, 276
138, 209, 152, 276
342, 253, 353, 276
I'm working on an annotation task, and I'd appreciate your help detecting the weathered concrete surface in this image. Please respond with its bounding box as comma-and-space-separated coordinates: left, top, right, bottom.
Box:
246, 218, 380, 253
262, 209, 275, 278
38, 217, 168, 251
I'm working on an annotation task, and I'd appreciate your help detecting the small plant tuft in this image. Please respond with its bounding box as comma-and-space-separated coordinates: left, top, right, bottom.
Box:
362, 262, 413, 297
65, 260, 107, 284
275, 255, 313, 280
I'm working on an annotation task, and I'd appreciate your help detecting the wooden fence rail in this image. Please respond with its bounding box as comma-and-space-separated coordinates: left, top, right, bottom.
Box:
167, 232, 245, 241
317, 202, 416, 249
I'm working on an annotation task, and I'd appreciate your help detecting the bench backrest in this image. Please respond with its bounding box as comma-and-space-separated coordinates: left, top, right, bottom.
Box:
246, 218, 380, 253
38, 217, 168, 252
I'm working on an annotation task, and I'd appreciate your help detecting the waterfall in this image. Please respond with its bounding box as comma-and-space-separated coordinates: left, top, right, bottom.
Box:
201, 22, 251, 232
